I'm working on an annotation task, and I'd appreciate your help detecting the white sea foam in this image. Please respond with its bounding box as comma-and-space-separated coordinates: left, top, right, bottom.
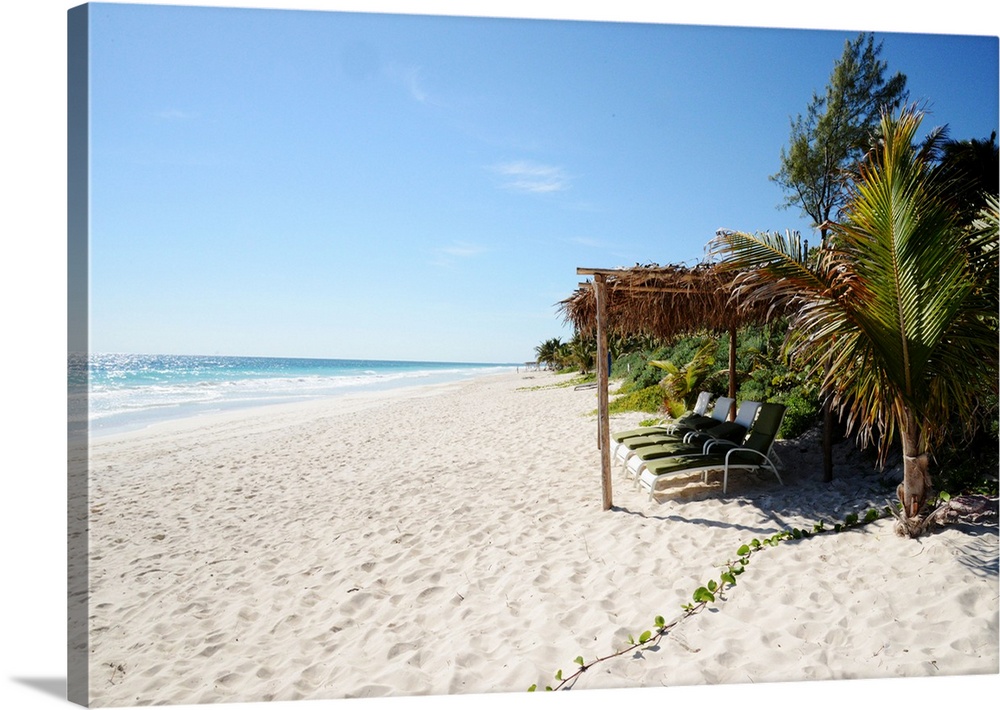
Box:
83, 355, 514, 436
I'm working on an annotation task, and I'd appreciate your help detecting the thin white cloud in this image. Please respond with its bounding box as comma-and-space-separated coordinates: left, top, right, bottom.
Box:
385, 63, 429, 104
565, 236, 606, 249
153, 109, 198, 121
440, 241, 486, 257
430, 240, 488, 268
403, 67, 428, 104
491, 160, 569, 194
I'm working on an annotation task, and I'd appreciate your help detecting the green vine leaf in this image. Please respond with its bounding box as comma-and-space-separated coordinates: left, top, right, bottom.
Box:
638, 630, 652, 644
693, 587, 715, 603
654, 615, 665, 627
737, 544, 751, 556
574, 656, 585, 667
528, 685, 536, 692
555, 669, 562, 681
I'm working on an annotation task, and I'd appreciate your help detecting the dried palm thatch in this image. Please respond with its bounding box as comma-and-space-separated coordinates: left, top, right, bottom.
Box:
560, 263, 776, 341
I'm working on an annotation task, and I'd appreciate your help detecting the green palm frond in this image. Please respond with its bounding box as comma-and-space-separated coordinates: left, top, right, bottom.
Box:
709, 229, 854, 384
650, 339, 716, 404
713, 108, 998, 464
966, 193, 999, 313
837, 112, 976, 414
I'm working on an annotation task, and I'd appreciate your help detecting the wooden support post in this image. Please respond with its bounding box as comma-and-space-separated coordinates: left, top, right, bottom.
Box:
594, 274, 613, 511
728, 326, 738, 420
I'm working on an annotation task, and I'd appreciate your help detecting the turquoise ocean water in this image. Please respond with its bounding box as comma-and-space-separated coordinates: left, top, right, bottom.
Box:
70, 353, 515, 437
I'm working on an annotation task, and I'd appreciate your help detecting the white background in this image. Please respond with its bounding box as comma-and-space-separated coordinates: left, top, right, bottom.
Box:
2, 2, 997, 709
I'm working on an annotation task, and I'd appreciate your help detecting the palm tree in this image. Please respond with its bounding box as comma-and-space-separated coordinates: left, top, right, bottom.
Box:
649, 339, 717, 417
710, 109, 998, 537
566, 333, 596, 374
534, 337, 563, 370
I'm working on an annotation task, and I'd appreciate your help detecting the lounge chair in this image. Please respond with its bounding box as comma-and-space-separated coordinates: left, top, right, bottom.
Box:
610, 395, 733, 464
635, 402, 787, 498
620, 401, 762, 479
620, 400, 760, 452
610, 391, 713, 443
617, 419, 744, 481
657, 395, 735, 437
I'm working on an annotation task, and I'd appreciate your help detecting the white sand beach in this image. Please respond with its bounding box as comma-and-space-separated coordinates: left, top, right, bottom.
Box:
82, 370, 998, 707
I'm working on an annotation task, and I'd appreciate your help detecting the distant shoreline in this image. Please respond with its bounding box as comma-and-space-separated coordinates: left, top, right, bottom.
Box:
84, 362, 517, 440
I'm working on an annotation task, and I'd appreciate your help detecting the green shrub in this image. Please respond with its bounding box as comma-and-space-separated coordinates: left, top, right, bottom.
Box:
609, 385, 664, 414
580, 322, 825, 434
613, 347, 673, 391
773, 391, 821, 438
933, 391, 999, 496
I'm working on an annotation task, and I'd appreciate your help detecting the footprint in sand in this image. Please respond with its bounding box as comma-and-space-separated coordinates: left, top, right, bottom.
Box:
198, 643, 225, 658
416, 586, 445, 603
237, 607, 260, 622
213, 671, 242, 688
385, 641, 420, 659
297, 663, 326, 685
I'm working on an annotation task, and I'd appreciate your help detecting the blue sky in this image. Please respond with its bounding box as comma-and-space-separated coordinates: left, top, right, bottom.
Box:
82, 2, 998, 364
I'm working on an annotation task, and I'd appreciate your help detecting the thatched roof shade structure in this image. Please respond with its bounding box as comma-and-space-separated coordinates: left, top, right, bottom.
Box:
561, 263, 778, 511
560, 263, 773, 344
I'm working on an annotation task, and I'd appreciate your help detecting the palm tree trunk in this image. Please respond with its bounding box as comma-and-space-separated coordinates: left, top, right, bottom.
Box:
897, 408, 932, 524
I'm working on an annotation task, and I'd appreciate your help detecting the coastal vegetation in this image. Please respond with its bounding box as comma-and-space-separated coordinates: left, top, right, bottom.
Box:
540, 325, 823, 439
537, 117, 999, 516
537, 33, 999, 532
712, 109, 999, 535
533, 335, 596, 374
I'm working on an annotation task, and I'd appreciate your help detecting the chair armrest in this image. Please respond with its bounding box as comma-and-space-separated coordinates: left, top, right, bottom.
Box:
704, 439, 736, 454
723, 447, 769, 465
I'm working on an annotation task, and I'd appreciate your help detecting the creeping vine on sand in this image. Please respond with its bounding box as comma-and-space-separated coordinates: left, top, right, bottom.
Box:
530, 489, 998, 691
528, 504, 891, 692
